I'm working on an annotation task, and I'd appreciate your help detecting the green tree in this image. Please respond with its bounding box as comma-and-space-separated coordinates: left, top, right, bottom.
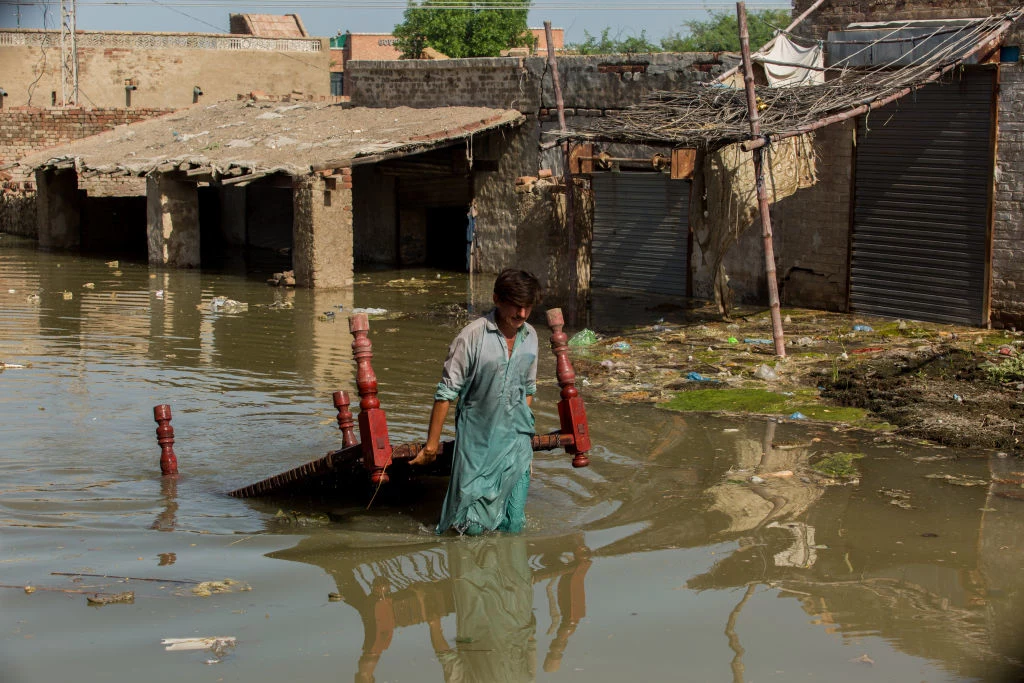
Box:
566, 28, 661, 55
393, 0, 534, 59
660, 9, 791, 53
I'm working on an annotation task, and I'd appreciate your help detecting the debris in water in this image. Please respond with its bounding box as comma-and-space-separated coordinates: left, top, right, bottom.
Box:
162, 636, 236, 659
924, 473, 988, 487
568, 329, 598, 346
62, 291, 73, 300
190, 579, 251, 597
106, 260, 119, 268
852, 324, 873, 332
328, 593, 343, 602
209, 296, 248, 314
82, 282, 95, 289
350, 307, 388, 316
87, 591, 135, 606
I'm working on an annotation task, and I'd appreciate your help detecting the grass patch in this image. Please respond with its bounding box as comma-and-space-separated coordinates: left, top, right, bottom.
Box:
789, 404, 868, 422
809, 452, 864, 478
983, 355, 1024, 382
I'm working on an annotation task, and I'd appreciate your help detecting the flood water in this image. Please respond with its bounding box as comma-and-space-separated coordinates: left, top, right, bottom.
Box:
2, 234, 1023, 683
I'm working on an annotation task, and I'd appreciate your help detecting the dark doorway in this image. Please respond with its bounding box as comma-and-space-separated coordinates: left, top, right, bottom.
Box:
425, 205, 470, 272
80, 195, 147, 258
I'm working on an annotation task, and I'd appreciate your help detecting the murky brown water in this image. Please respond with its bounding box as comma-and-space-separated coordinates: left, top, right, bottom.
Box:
2, 234, 1022, 683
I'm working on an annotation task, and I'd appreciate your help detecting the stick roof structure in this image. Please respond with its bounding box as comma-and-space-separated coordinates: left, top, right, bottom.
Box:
566, 7, 1022, 151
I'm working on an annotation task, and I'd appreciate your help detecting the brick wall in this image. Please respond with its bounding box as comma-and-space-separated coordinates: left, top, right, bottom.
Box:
992, 62, 1024, 329
346, 53, 732, 113
792, 0, 1023, 42
0, 107, 172, 164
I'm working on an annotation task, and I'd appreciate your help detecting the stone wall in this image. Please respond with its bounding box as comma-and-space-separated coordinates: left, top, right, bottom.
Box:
0, 30, 330, 109
992, 62, 1024, 329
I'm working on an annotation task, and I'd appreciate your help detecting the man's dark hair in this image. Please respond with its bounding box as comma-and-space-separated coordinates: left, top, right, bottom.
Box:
493, 269, 543, 307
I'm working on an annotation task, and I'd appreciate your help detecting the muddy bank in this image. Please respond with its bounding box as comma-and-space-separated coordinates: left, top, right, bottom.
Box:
565, 304, 1024, 452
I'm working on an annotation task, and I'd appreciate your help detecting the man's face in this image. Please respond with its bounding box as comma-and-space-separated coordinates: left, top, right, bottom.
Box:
493, 296, 532, 331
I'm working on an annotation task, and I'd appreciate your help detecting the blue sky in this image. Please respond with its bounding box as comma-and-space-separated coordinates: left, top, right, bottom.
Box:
1, 1, 790, 46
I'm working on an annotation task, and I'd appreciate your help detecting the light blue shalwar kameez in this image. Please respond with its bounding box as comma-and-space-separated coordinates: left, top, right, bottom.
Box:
434, 310, 538, 535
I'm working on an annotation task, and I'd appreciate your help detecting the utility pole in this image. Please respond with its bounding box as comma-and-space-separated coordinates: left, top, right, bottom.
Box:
60, 0, 79, 106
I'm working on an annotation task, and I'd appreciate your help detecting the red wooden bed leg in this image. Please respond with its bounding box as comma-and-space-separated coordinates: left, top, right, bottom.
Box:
350, 314, 393, 485
333, 390, 359, 448
153, 404, 179, 476
546, 308, 591, 468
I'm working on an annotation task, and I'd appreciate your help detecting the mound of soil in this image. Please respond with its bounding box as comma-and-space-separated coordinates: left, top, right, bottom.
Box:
823, 345, 1023, 450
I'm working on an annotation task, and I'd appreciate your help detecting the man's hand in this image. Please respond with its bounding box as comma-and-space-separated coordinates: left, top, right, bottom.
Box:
410, 444, 439, 466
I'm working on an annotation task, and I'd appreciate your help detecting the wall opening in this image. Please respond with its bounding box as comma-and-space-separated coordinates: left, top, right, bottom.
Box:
425, 205, 470, 272
80, 195, 148, 258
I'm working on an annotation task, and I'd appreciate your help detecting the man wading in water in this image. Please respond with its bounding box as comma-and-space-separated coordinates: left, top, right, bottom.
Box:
410, 269, 542, 535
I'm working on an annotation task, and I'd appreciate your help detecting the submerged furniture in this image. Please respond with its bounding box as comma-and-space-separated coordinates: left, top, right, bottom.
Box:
227, 308, 591, 499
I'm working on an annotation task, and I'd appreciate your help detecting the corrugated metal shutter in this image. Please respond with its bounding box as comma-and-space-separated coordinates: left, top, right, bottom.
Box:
591, 172, 689, 297
851, 70, 994, 325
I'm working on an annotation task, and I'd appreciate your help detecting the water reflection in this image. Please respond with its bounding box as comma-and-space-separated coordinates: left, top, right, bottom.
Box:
272, 534, 590, 683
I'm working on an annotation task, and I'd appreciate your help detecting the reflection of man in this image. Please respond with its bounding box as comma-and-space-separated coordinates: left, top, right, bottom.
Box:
411, 270, 543, 535
421, 538, 537, 682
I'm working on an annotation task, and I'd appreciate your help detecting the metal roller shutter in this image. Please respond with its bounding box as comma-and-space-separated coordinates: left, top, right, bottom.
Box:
851, 69, 994, 325
591, 172, 690, 297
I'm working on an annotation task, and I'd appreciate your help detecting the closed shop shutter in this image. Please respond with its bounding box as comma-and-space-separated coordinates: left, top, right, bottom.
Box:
591, 172, 690, 297
851, 69, 994, 325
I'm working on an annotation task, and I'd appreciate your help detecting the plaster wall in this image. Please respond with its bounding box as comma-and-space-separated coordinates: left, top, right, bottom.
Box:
292, 175, 354, 289
0, 31, 330, 109
146, 174, 200, 267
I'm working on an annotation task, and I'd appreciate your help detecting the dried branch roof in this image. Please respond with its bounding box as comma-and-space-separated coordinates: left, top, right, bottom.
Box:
17, 100, 523, 178
567, 7, 1022, 150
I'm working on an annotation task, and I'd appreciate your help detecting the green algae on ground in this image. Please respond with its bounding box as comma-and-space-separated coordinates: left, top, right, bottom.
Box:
660, 389, 790, 413
809, 452, 865, 478
658, 388, 872, 425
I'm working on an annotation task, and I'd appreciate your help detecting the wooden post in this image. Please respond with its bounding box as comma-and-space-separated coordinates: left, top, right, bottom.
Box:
153, 404, 178, 476
738, 1, 786, 357
545, 21, 578, 326
333, 390, 358, 448
350, 314, 393, 485
547, 308, 590, 467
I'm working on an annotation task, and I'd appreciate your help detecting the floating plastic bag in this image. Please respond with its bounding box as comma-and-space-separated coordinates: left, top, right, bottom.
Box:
568, 329, 598, 347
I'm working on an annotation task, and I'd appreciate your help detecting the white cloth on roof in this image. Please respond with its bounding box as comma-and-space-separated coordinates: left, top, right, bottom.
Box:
759, 35, 824, 87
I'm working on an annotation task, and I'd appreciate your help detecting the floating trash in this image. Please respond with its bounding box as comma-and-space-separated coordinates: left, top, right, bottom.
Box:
568, 329, 598, 346
788, 411, 808, 420
852, 324, 873, 332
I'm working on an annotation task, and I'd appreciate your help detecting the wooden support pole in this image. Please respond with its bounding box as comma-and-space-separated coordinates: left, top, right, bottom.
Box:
545, 20, 578, 326
738, 1, 786, 357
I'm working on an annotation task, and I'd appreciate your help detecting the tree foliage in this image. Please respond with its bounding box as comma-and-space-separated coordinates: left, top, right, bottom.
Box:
660, 9, 791, 53
393, 0, 534, 59
566, 28, 660, 55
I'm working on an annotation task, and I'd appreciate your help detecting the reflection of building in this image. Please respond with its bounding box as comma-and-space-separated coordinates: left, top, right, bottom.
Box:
270, 533, 590, 682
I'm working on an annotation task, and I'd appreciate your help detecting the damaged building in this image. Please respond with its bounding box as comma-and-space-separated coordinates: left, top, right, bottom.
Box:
19, 101, 523, 288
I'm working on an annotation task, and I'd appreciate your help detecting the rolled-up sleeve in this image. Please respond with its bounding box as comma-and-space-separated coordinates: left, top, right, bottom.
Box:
434, 332, 472, 402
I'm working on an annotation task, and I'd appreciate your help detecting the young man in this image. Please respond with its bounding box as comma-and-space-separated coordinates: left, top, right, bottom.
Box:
410, 269, 542, 535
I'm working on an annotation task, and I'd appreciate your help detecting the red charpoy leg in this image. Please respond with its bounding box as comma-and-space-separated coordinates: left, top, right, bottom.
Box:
333, 390, 359, 448
544, 542, 592, 672
545, 308, 591, 468
153, 404, 179, 476
349, 314, 393, 485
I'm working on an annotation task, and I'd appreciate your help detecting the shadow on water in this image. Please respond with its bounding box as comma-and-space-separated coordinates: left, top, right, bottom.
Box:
1, 237, 1023, 682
